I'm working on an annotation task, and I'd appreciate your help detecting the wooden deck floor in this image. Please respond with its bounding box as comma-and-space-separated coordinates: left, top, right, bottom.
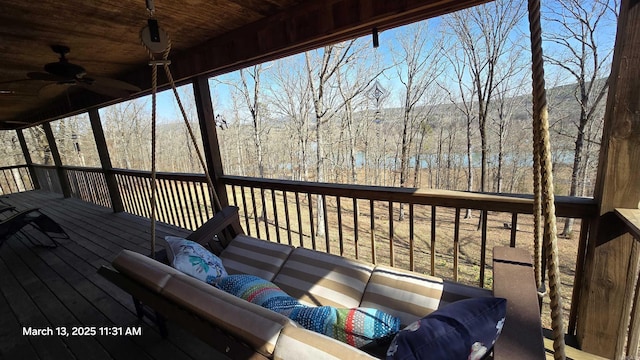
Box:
0, 190, 228, 360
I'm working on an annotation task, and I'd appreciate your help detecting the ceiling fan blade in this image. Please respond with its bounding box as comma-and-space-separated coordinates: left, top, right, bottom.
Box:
89, 76, 141, 92
38, 82, 73, 98
76, 81, 132, 99
27, 72, 67, 82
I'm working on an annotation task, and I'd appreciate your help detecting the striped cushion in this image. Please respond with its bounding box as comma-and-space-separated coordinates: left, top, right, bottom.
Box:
220, 235, 293, 281
273, 248, 374, 308
274, 324, 377, 360
360, 266, 445, 327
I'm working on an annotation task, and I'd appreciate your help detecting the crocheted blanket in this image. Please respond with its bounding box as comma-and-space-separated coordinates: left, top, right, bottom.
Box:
216, 274, 400, 348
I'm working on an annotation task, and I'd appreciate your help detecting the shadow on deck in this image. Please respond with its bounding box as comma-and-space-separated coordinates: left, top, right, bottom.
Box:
0, 190, 228, 360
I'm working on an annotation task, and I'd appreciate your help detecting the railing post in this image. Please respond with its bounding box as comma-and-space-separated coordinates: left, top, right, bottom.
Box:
88, 108, 124, 213
576, 0, 640, 357
16, 129, 40, 190
42, 122, 71, 198
192, 75, 229, 210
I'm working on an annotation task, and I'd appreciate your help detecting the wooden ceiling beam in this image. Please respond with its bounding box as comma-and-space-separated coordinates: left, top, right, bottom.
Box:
17, 0, 489, 125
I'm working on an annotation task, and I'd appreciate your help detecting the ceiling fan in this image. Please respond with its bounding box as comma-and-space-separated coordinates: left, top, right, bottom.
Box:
26, 45, 141, 98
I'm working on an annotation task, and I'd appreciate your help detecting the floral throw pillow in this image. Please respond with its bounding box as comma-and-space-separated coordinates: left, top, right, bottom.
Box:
164, 236, 227, 285
386, 297, 506, 360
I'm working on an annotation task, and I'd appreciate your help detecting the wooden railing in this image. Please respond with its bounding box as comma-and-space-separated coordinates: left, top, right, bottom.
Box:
0, 165, 34, 195
615, 208, 640, 358
32, 165, 62, 194
112, 169, 215, 231
64, 166, 112, 208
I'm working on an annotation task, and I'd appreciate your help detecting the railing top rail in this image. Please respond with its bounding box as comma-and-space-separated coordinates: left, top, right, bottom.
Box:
31, 164, 57, 169
0, 164, 28, 171
63, 165, 104, 172
111, 168, 207, 182
220, 175, 598, 218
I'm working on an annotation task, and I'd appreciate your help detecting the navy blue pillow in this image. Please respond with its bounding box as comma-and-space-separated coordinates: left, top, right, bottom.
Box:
386, 297, 506, 360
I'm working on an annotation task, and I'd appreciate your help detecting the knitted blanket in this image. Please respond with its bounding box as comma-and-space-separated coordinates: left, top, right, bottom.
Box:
216, 274, 400, 348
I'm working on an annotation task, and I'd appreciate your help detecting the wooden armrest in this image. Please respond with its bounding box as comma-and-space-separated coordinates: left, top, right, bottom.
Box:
186, 206, 244, 251
492, 246, 545, 360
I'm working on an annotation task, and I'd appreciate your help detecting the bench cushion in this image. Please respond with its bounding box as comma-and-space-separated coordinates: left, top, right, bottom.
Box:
220, 234, 293, 281
273, 247, 374, 308
360, 265, 445, 327
274, 325, 377, 360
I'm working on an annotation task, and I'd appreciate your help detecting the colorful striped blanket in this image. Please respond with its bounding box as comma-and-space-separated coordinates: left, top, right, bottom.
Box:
216, 274, 400, 348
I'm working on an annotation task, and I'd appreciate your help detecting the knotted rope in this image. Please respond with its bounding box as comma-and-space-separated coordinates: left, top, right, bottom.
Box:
528, 0, 566, 358
143, 26, 222, 258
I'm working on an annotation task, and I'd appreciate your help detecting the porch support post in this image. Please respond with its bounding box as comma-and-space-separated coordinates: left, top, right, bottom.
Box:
192, 75, 229, 210
576, 0, 640, 357
42, 122, 71, 198
16, 129, 40, 190
88, 108, 124, 213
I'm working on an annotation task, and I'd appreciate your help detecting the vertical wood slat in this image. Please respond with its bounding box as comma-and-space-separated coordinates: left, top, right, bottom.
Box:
204, 182, 213, 219
162, 179, 177, 226
250, 187, 260, 238
431, 206, 436, 276
181, 181, 196, 230
627, 265, 640, 358
296, 192, 304, 247
308, 193, 316, 250
353, 198, 359, 260
230, 184, 238, 208
283, 190, 292, 245
193, 181, 205, 226
370, 200, 376, 265
480, 210, 488, 287
569, 217, 590, 335
337, 196, 344, 256
454, 208, 461, 282
409, 204, 414, 271
129, 176, 144, 217
261, 188, 270, 241
510, 213, 518, 247
173, 180, 187, 228
271, 190, 281, 244
389, 201, 394, 267
240, 186, 251, 236
322, 194, 329, 254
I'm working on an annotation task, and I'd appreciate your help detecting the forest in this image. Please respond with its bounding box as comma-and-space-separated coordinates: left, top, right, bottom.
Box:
0, 0, 617, 238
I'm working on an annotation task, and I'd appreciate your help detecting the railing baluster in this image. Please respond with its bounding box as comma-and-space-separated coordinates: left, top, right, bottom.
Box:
337, 196, 344, 256
370, 200, 376, 265
250, 187, 261, 238
260, 188, 270, 241
240, 186, 251, 236
296, 192, 303, 247
389, 201, 394, 268
162, 179, 176, 225
454, 208, 461, 282
322, 194, 329, 254
283, 190, 292, 245
231, 184, 238, 208
129, 176, 143, 216
186, 181, 199, 228
203, 182, 211, 218
307, 193, 315, 250
409, 204, 415, 271
480, 210, 488, 287
171, 179, 186, 228
510, 213, 518, 247
271, 190, 281, 244
353, 198, 359, 260
193, 180, 205, 226
431, 206, 436, 276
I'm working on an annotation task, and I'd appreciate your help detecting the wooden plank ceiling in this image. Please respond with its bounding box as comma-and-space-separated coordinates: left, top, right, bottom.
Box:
0, 0, 489, 130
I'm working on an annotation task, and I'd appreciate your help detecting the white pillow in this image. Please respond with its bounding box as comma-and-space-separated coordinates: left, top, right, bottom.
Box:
164, 236, 228, 285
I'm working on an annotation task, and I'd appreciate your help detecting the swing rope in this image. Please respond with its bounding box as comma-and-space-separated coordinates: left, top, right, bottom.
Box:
143, 26, 222, 259
528, 0, 566, 358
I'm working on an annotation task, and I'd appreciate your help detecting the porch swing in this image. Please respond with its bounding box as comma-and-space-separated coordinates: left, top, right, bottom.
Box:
101, 0, 567, 358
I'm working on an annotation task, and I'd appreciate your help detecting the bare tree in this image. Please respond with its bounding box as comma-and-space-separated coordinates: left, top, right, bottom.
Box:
543, 0, 617, 236
393, 22, 445, 220
447, 0, 525, 196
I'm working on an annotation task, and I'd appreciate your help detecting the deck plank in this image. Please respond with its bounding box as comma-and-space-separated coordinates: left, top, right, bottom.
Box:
0, 190, 227, 360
